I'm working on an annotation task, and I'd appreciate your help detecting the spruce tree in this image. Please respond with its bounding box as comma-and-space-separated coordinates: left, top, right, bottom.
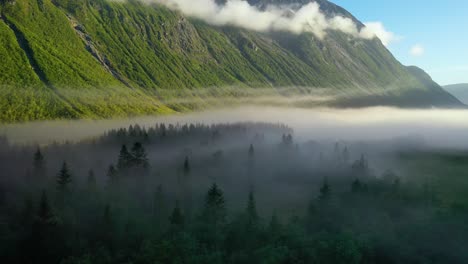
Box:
107, 165, 118, 185
319, 177, 331, 201
352, 154, 369, 176
117, 145, 132, 170
152, 185, 167, 233
169, 202, 184, 229
246, 190, 258, 226
351, 179, 362, 193
37, 191, 55, 225
183, 156, 190, 176
56, 162, 72, 191
248, 144, 255, 158
87, 169, 97, 190
268, 211, 282, 240
342, 146, 350, 164
131, 142, 149, 168
100, 204, 114, 247
33, 147, 46, 178
203, 183, 226, 226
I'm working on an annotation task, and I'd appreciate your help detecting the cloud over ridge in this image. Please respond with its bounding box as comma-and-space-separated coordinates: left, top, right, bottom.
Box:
115, 0, 396, 46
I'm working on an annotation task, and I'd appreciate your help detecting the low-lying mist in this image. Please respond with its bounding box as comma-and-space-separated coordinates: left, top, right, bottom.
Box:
2, 106, 468, 263
1, 106, 468, 149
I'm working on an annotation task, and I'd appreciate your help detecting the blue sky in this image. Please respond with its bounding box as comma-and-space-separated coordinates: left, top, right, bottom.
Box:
332, 0, 468, 85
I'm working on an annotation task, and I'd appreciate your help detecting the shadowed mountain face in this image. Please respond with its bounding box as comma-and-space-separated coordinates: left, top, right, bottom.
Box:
0, 0, 463, 122
444, 84, 468, 104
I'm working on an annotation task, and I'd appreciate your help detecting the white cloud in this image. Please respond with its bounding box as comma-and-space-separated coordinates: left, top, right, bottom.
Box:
113, 0, 396, 45
410, 44, 425, 57
360, 22, 399, 46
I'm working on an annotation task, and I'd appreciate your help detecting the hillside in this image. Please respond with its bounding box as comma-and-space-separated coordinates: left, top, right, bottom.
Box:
0, 0, 462, 122
444, 84, 468, 104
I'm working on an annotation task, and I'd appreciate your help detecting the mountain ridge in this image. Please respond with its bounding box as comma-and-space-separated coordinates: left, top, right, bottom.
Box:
0, 0, 463, 122
443, 83, 468, 104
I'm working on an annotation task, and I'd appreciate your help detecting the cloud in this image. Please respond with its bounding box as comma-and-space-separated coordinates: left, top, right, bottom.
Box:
360, 22, 399, 46
410, 44, 425, 57
117, 0, 395, 45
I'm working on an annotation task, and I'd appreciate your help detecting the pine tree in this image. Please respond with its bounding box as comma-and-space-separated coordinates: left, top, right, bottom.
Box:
87, 169, 97, 190
319, 177, 331, 201
19, 196, 34, 227
33, 147, 46, 178
37, 191, 55, 225
152, 185, 167, 227
100, 204, 114, 247
351, 179, 362, 193
131, 142, 149, 168
29, 191, 59, 264
169, 202, 184, 229
342, 146, 350, 164
203, 183, 226, 226
107, 165, 118, 185
268, 211, 282, 239
334, 142, 340, 159
246, 190, 258, 226
56, 162, 72, 191
352, 154, 369, 176
183, 156, 190, 176
117, 145, 132, 170
248, 144, 255, 158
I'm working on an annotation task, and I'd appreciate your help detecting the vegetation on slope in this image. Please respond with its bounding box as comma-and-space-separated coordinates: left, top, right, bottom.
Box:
0, 0, 462, 122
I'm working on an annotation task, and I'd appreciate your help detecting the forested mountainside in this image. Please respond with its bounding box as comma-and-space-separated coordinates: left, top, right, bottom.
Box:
0, 0, 462, 122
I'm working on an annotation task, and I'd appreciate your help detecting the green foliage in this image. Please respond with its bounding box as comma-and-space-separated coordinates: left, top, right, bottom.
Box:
2, 123, 468, 263
33, 147, 47, 178
203, 183, 226, 226
0, 0, 461, 122
57, 161, 72, 191
246, 190, 259, 226
117, 145, 131, 170
169, 202, 185, 230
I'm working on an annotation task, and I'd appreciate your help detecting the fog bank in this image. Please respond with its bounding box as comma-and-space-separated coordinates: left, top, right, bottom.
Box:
1, 106, 468, 148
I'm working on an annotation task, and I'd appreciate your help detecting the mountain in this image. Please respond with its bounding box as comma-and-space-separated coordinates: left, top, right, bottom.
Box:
443, 84, 468, 104
0, 0, 463, 122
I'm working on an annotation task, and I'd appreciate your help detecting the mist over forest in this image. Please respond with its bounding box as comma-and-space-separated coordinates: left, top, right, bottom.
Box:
3, 106, 468, 147
0, 0, 467, 262
1, 106, 468, 263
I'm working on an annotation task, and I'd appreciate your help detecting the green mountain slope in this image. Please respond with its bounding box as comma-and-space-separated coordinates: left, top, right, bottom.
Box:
0, 0, 463, 122
444, 83, 468, 104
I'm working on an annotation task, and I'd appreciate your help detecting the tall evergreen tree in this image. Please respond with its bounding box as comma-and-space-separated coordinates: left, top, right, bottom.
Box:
37, 191, 55, 225
131, 142, 149, 168
319, 177, 331, 201
246, 190, 259, 226
100, 204, 115, 249
169, 202, 184, 230
203, 183, 226, 226
268, 211, 282, 240
33, 147, 46, 178
342, 146, 350, 164
29, 191, 60, 264
351, 179, 362, 193
56, 162, 72, 191
87, 169, 97, 190
117, 145, 132, 170
183, 156, 191, 176
248, 144, 255, 158
352, 154, 369, 176
152, 185, 167, 231
107, 165, 118, 185
19, 196, 34, 227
